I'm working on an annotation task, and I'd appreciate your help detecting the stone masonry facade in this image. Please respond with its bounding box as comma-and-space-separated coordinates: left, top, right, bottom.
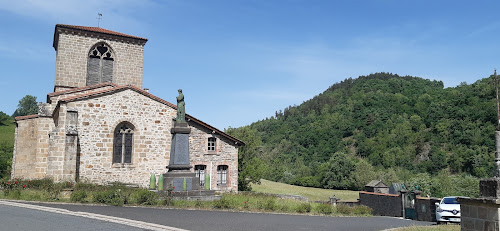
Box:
12, 24, 242, 192
53, 25, 146, 92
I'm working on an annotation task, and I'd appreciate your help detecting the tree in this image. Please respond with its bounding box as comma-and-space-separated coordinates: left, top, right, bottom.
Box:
225, 126, 266, 191
12, 95, 39, 117
0, 142, 13, 179
0, 111, 11, 126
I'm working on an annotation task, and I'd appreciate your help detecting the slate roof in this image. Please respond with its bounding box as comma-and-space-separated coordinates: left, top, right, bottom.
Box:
366, 180, 388, 188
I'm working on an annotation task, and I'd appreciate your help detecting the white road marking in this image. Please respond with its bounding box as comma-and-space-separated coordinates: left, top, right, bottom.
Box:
0, 200, 189, 231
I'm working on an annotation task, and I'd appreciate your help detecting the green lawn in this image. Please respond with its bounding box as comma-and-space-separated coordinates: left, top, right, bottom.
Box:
0, 121, 15, 145
251, 179, 359, 201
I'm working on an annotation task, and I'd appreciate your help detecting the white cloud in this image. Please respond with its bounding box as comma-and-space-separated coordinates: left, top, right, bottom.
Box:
0, 0, 157, 30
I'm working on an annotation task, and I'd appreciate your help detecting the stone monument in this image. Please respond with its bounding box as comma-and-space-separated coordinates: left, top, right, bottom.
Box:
163, 89, 200, 191
459, 70, 500, 231
162, 90, 216, 199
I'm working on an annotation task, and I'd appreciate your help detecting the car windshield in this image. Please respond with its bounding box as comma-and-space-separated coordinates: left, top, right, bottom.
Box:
442, 197, 459, 204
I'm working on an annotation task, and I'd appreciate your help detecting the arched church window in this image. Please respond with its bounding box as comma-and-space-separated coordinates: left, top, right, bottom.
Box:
113, 122, 134, 164
87, 42, 114, 86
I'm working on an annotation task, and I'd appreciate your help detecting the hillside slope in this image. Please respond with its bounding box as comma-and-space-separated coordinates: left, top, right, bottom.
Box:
0, 121, 15, 179
228, 72, 492, 196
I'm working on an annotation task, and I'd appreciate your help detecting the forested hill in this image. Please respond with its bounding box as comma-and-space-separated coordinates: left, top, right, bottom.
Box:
227, 72, 496, 196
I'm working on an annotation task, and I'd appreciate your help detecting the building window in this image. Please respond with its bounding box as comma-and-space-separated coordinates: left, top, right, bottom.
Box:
113, 122, 134, 164
217, 165, 228, 186
195, 165, 206, 186
87, 42, 114, 86
208, 137, 216, 152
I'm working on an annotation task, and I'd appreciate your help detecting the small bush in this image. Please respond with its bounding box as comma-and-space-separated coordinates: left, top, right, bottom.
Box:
278, 204, 290, 212
70, 190, 87, 203
130, 189, 158, 205
213, 196, 231, 209
352, 205, 372, 215
295, 203, 312, 213
92, 190, 124, 206
264, 198, 276, 211
46, 184, 61, 200
7, 189, 21, 199
335, 204, 352, 215
315, 203, 333, 215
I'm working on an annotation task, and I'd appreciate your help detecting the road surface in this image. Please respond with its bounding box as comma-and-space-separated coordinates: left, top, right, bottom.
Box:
0, 200, 434, 231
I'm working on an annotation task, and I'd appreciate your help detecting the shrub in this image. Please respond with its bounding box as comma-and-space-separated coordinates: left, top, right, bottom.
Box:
70, 190, 87, 203
264, 198, 276, 211
92, 190, 124, 206
352, 205, 372, 215
295, 203, 312, 213
7, 189, 21, 199
335, 204, 352, 215
45, 184, 61, 200
213, 196, 231, 209
25, 178, 54, 190
315, 203, 333, 215
278, 204, 290, 212
130, 189, 158, 205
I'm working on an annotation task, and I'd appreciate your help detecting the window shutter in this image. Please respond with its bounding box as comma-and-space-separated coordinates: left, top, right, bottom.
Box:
113, 134, 122, 163
124, 133, 133, 163
101, 59, 113, 83
87, 58, 100, 85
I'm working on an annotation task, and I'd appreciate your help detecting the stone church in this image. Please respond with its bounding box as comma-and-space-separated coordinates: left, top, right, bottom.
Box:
11, 24, 243, 192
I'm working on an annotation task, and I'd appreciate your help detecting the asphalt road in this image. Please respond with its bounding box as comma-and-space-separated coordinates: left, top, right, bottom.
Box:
2, 200, 434, 231
0, 204, 148, 231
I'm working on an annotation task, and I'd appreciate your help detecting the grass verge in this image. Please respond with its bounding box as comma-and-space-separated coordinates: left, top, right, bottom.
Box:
251, 179, 359, 201
0, 179, 371, 217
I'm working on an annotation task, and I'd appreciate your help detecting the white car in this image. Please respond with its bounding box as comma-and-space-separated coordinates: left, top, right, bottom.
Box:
435, 196, 462, 224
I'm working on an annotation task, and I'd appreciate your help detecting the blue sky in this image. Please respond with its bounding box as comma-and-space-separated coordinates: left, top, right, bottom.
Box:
1, 1, 499, 129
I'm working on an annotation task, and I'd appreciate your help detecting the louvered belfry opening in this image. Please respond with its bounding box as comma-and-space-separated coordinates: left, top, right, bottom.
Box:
87, 42, 114, 86
113, 122, 134, 164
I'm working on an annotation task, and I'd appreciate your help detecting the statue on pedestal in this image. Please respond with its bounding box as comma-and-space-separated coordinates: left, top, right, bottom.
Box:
176, 89, 185, 123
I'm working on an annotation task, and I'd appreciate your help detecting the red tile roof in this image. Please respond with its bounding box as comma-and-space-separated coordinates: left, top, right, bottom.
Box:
15, 114, 39, 121
52, 83, 244, 146
47, 82, 119, 103
56, 24, 148, 41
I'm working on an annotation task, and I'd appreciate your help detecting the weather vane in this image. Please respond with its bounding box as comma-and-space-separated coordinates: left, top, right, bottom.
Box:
97, 13, 102, 28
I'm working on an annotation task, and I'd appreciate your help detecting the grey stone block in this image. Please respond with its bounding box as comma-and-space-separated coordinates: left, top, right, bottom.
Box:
480, 178, 500, 198
488, 207, 499, 221
462, 204, 470, 217
484, 220, 497, 231
479, 207, 488, 219
462, 217, 475, 230
470, 205, 478, 218
475, 219, 484, 231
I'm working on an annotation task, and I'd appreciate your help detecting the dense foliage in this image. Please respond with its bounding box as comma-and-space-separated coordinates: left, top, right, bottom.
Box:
12, 95, 38, 118
0, 143, 13, 180
0, 111, 11, 126
230, 73, 495, 197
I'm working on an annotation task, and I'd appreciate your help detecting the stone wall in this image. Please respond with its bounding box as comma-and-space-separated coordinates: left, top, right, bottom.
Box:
189, 122, 238, 191
359, 191, 402, 217
415, 196, 440, 222
54, 32, 144, 90
460, 198, 500, 231
58, 89, 239, 191
12, 117, 52, 179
